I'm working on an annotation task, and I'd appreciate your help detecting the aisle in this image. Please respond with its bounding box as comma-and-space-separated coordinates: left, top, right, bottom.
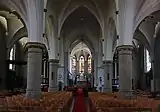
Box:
73, 88, 86, 112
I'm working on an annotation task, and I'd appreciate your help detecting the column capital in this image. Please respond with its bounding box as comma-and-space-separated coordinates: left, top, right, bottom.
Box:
103, 60, 113, 65
49, 59, 59, 63
116, 45, 135, 56
116, 45, 134, 52
24, 42, 46, 51
59, 66, 64, 68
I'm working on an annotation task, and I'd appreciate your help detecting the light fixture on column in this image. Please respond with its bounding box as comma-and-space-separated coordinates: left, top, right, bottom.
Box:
81, 49, 83, 55
115, 10, 119, 15
44, 8, 47, 12
80, 16, 84, 21
5, 31, 8, 36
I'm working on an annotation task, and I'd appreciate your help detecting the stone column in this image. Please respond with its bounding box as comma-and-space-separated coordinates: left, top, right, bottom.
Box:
25, 42, 45, 99
58, 66, 64, 89
44, 59, 48, 84
23, 53, 27, 89
45, 60, 48, 78
151, 60, 154, 92
76, 60, 79, 74
46, 60, 49, 81
114, 59, 118, 79
132, 51, 136, 90
140, 46, 146, 90
84, 60, 88, 74
48, 59, 59, 92
64, 52, 69, 86
103, 60, 113, 92
132, 50, 139, 90
22, 64, 27, 88
154, 36, 160, 92
117, 45, 133, 99
43, 60, 46, 78
94, 52, 98, 85
91, 59, 94, 88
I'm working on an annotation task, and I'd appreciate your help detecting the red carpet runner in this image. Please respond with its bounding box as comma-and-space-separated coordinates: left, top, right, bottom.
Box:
73, 88, 86, 112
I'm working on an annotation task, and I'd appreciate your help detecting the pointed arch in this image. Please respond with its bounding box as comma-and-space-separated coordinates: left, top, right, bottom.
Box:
134, 0, 160, 32
69, 37, 94, 57
8, 27, 27, 50
104, 17, 117, 60
59, 4, 103, 37
1, 0, 28, 28
71, 40, 92, 56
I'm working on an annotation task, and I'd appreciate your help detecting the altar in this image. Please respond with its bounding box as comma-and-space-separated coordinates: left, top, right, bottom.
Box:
77, 73, 86, 82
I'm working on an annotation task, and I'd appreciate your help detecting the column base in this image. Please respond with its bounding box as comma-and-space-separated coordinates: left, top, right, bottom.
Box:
48, 86, 58, 92
26, 89, 41, 99
104, 88, 112, 93
155, 79, 160, 92
119, 90, 136, 99
151, 80, 154, 92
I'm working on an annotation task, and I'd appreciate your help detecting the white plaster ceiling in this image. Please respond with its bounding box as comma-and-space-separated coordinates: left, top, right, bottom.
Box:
71, 42, 91, 57
0, 16, 7, 30
19, 37, 28, 47
0, 2, 26, 49
46, 0, 116, 42
61, 6, 101, 38
0, 0, 28, 25
61, 6, 101, 53
135, 10, 160, 53
135, 8, 160, 51
0, 11, 18, 31
69, 35, 95, 55
134, 0, 160, 32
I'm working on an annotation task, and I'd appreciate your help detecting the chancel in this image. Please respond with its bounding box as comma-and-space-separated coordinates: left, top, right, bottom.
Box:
0, 0, 159, 111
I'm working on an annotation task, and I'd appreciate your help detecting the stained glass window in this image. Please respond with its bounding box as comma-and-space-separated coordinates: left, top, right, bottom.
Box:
71, 56, 76, 73
9, 45, 16, 70
144, 49, 151, 72
79, 55, 84, 73
88, 56, 92, 73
